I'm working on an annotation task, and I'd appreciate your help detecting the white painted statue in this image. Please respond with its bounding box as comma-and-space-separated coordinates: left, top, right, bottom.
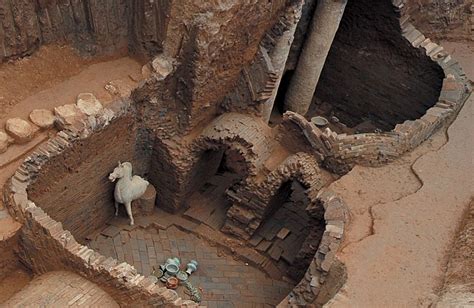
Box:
108, 161, 149, 225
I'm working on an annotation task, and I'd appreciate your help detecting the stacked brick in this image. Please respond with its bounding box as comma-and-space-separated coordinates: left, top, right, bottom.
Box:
1, 1, 470, 307
149, 112, 286, 213
2, 99, 196, 307
286, 189, 348, 305
219, 46, 278, 115
283, 1, 471, 175
148, 114, 256, 213
220, 2, 304, 119
25, 114, 142, 242
224, 152, 326, 239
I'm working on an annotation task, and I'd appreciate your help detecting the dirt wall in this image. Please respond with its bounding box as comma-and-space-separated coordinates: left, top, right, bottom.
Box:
406, 0, 473, 41
314, 0, 445, 131
26, 115, 141, 242
0, 0, 172, 62
133, 0, 293, 137
0, 232, 20, 281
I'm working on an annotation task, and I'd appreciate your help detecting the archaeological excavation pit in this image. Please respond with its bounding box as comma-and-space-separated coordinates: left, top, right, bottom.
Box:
271, 0, 446, 134
19, 108, 335, 306
1, 0, 471, 307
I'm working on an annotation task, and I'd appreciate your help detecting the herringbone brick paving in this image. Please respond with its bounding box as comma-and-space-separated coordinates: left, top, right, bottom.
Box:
89, 224, 292, 307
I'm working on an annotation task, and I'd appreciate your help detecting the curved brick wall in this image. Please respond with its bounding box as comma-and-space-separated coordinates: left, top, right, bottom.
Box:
285, 188, 348, 305
26, 114, 140, 242
315, 0, 445, 131
2, 98, 352, 307
223, 152, 325, 239
148, 113, 265, 213
284, 0, 472, 174
3, 102, 349, 307
2, 1, 470, 306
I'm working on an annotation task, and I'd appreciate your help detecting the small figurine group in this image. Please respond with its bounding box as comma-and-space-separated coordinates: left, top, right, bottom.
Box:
153, 257, 198, 283
152, 258, 201, 303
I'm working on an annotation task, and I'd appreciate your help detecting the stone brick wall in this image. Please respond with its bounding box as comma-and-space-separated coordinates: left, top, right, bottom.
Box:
314, 0, 445, 131
224, 152, 326, 239
219, 47, 278, 116
133, 0, 293, 137
26, 107, 143, 242
3, 112, 348, 306
283, 0, 472, 174
2, 100, 195, 307
406, 0, 473, 41
1, 1, 470, 306
284, 189, 348, 305
148, 113, 270, 212
16, 205, 190, 306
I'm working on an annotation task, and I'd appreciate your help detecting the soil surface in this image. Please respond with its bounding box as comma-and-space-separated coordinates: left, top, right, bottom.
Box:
326, 41, 473, 307
435, 41, 474, 306
0, 268, 32, 303
0, 45, 142, 127
0, 43, 142, 205
0, 44, 142, 304
0, 45, 128, 118
436, 199, 474, 306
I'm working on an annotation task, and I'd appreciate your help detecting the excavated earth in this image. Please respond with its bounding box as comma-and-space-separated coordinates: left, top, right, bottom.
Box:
326, 41, 474, 307
0, 22, 472, 308
0, 44, 142, 302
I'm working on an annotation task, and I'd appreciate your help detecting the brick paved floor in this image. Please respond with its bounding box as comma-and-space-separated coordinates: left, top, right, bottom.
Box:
88, 224, 292, 307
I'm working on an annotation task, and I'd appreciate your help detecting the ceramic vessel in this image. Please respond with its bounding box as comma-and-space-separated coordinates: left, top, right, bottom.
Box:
311, 116, 329, 127
185, 260, 198, 275
166, 277, 179, 289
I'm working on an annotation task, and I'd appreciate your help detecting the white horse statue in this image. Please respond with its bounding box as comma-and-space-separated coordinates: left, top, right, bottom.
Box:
108, 161, 149, 225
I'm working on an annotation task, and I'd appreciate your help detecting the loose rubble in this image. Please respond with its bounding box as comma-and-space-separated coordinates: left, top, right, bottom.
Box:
0, 130, 10, 153
5, 118, 37, 144
54, 104, 84, 129
151, 55, 174, 78
29, 109, 55, 129
76, 93, 103, 116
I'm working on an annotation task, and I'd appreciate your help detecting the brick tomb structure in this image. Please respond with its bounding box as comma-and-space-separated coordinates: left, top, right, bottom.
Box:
2, 0, 472, 306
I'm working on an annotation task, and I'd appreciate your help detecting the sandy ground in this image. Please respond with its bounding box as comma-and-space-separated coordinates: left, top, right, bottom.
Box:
0, 45, 142, 127
0, 44, 141, 196
326, 41, 473, 307
0, 52, 141, 173
436, 199, 474, 306
0, 45, 131, 119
